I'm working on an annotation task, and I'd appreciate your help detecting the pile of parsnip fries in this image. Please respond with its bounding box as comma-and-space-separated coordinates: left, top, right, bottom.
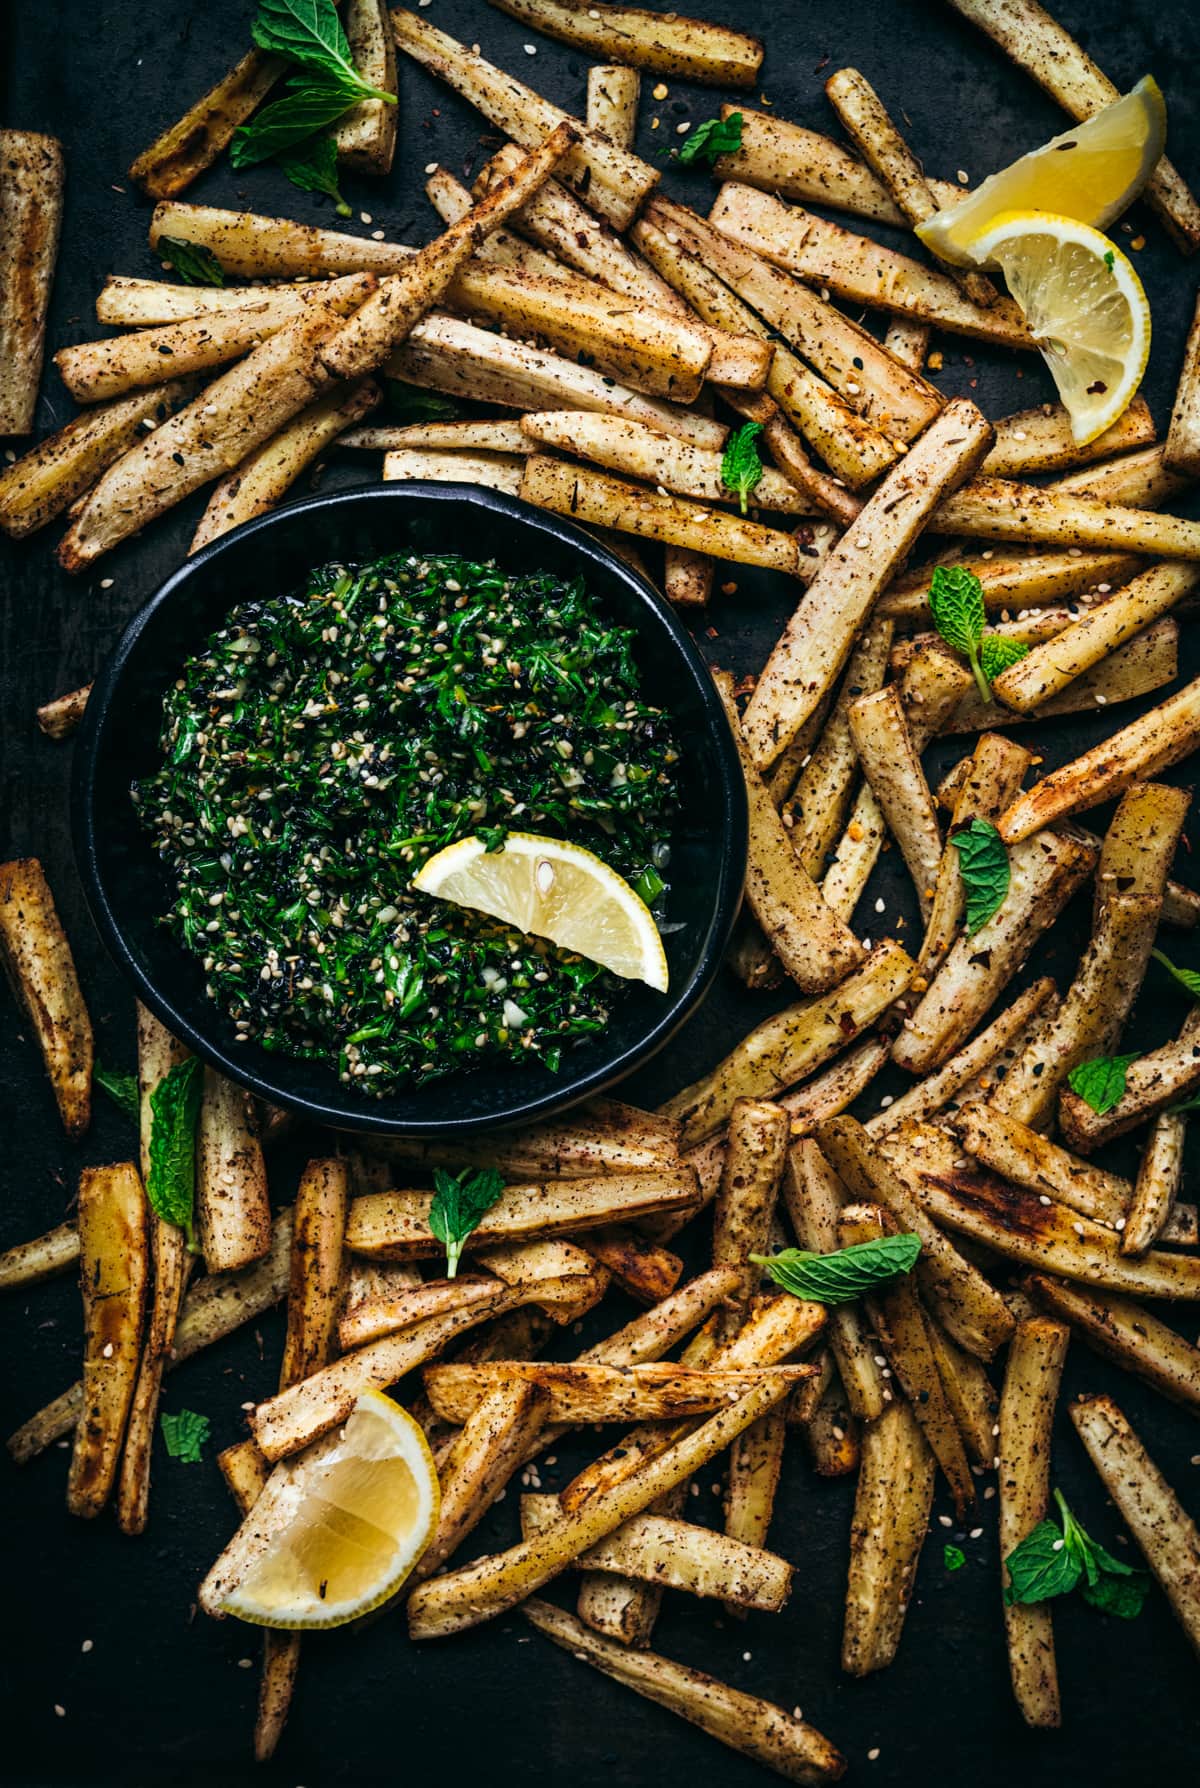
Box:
6, 0, 1200, 1780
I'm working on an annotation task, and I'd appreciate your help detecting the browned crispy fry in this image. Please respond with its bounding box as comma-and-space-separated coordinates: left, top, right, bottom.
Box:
486, 0, 762, 85
196, 1069, 271, 1274
36, 684, 92, 740
713, 1098, 791, 1327
149, 201, 416, 278
129, 51, 284, 197
847, 685, 943, 922
842, 1396, 935, 1676
520, 413, 805, 512
999, 1317, 1069, 1727
0, 131, 64, 434
334, 0, 399, 173
1166, 289, 1200, 473
1026, 1275, 1200, 1412
987, 397, 1156, 477
1060, 1010, 1200, 1152
579, 1227, 682, 1306
952, 1104, 1128, 1226
919, 733, 1033, 976
1094, 781, 1193, 924
279, 1160, 348, 1385
0, 858, 93, 1136
66, 1165, 149, 1519
424, 1361, 809, 1425
926, 1320, 998, 1467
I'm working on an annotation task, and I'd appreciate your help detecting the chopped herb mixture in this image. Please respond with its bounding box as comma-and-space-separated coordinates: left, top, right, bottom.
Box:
135, 551, 680, 1095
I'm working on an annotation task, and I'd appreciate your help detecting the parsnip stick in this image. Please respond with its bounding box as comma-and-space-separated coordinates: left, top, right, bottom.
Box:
424, 1361, 809, 1425
1059, 1009, 1200, 1153
709, 184, 1031, 345
521, 413, 807, 513
0, 131, 64, 434
784, 619, 894, 874
587, 65, 640, 146
663, 545, 715, 609
66, 1165, 149, 1519
892, 828, 1096, 1073
883, 318, 931, 370
926, 1320, 998, 1467
1124, 1111, 1188, 1256
847, 686, 943, 922
825, 68, 998, 308
374, 1096, 681, 1177
279, 1161, 348, 1385
192, 378, 381, 551
932, 476, 1200, 557
946, 0, 1200, 252
782, 1141, 886, 1418
1166, 290, 1200, 473
952, 1104, 1129, 1227
149, 201, 416, 279
842, 1397, 935, 1676
0, 1219, 78, 1292
96, 277, 360, 329
193, 1068, 271, 1274
36, 684, 92, 740
486, 0, 763, 86
343, 419, 528, 452
129, 51, 283, 197
999, 1317, 1069, 1727
661, 940, 915, 1147
879, 547, 1142, 623
1094, 781, 1193, 924
1049, 442, 1189, 508
577, 1228, 682, 1307
0, 380, 198, 539
864, 979, 1057, 1136
742, 399, 992, 767
382, 447, 524, 495
390, 313, 727, 449
0, 858, 93, 1136
919, 733, 1033, 976
993, 562, 1200, 712
713, 1099, 790, 1327
390, 10, 658, 230
713, 105, 962, 223
999, 677, 1200, 841
1026, 1276, 1200, 1414
1070, 1396, 1200, 1656
987, 397, 1156, 478
333, 0, 399, 174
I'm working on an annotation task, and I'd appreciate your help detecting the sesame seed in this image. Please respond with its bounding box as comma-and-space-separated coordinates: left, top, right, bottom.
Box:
524, 42, 537, 54
653, 82, 669, 100
676, 121, 691, 135
868, 1749, 881, 1761
238, 1657, 254, 1668
969, 1527, 983, 1539
425, 162, 438, 174
81, 1639, 93, 1653
54, 1705, 66, 1718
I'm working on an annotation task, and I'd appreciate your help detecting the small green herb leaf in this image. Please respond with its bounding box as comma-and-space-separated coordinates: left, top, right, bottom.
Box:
231, 73, 365, 168
944, 1543, 966, 1571
749, 1233, 922, 1305
275, 133, 351, 216
251, 0, 393, 100
158, 237, 226, 287
929, 564, 1023, 701
1103, 249, 1115, 270
633, 864, 666, 906
386, 381, 462, 423
1006, 1490, 1149, 1617
1067, 1050, 1140, 1116
950, 818, 1010, 934
720, 421, 764, 516
146, 1056, 203, 1250
677, 112, 743, 167
1080, 1566, 1150, 1620
160, 1408, 210, 1464
1152, 948, 1200, 1001
1003, 1516, 1080, 1605
94, 1064, 138, 1122
428, 1166, 507, 1278
979, 634, 1030, 684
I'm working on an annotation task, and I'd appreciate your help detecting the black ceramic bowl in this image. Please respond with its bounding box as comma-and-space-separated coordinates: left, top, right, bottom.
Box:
73, 484, 747, 1136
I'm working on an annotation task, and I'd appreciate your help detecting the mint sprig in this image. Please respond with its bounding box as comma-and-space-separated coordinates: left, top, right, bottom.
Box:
276, 133, 351, 216
1005, 1488, 1149, 1619
1067, 1051, 1140, 1116
1152, 948, 1200, 1001
720, 422, 764, 515
160, 1408, 210, 1464
928, 564, 1029, 702
158, 238, 226, 287
677, 112, 743, 168
428, 1166, 507, 1278
146, 1056, 203, 1250
950, 818, 1010, 934
750, 1233, 922, 1304
94, 1064, 138, 1123
232, 0, 395, 170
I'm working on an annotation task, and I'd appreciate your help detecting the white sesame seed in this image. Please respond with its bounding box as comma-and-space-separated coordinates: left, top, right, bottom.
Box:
868, 1748, 881, 1761
938, 1514, 952, 1527
360, 212, 373, 224
238, 1657, 254, 1669
677, 121, 691, 134
371, 229, 385, 241
742, 1650, 752, 1661
81, 1639, 93, 1653
874, 897, 885, 913
525, 42, 537, 53
969, 1526, 983, 1539
54, 1705, 65, 1718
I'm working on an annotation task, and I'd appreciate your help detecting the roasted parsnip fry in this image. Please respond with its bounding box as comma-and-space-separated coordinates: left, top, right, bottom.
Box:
1166, 290, 1200, 474
880, 547, 1142, 624
892, 828, 1096, 1074
946, 0, 1200, 252
375, 1099, 679, 1179
193, 378, 382, 550
742, 399, 993, 767
0, 1219, 78, 1292
521, 413, 807, 513
723, 1406, 788, 1606
987, 397, 1156, 479
525, 1599, 845, 1782
1059, 1011, 1200, 1152
882, 318, 932, 371
1048, 442, 1188, 507
786, 620, 894, 874
390, 10, 658, 230
926, 1320, 998, 1467
129, 51, 283, 198
279, 1160, 348, 1385
195, 1069, 271, 1274
928, 620, 1180, 736
0, 380, 197, 539
999, 1317, 1069, 1728
487, 0, 762, 85
989, 893, 1161, 1130
847, 686, 943, 922
586, 65, 640, 147
842, 1397, 935, 1677
919, 733, 1033, 976
825, 68, 998, 309
577, 1227, 682, 1306
709, 184, 1031, 345
819, 1116, 1014, 1359
95, 276, 380, 329
66, 1165, 149, 1519
333, 0, 399, 173
663, 545, 715, 609
1025, 1275, 1200, 1413
1071, 1396, 1200, 1655
0, 131, 64, 434
415, 1382, 550, 1585
424, 1362, 809, 1425
931, 476, 1200, 557
406, 1374, 798, 1638
343, 419, 529, 452
713, 1098, 791, 1326
1124, 1110, 1188, 1256
149, 201, 416, 279
36, 684, 92, 741
0, 858, 93, 1136
476, 1236, 611, 1323
781, 1141, 886, 1419
219, 1437, 272, 1515
1000, 675, 1200, 842
382, 448, 525, 495
521, 456, 804, 572
993, 562, 1200, 712
347, 1169, 698, 1259
889, 1121, 1200, 1299
661, 940, 915, 1148
713, 105, 962, 223
865, 979, 1058, 1136
952, 1104, 1129, 1227
1094, 781, 1192, 924
391, 313, 727, 448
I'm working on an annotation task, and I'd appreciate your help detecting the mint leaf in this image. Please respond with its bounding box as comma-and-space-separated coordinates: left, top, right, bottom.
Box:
950, 818, 1010, 934
720, 421, 764, 516
276, 133, 351, 216
677, 112, 744, 167
231, 72, 365, 167
386, 381, 462, 423
1067, 1051, 1140, 1116
944, 1543, 966, 1571
251, 0, 392, 99
1004, 1516, 1080, 1605
147, 1056, 203, 1250
1006, 1490, 1149, 1617
158, 237, 226, 287
160, 1408, 210, 1464
1080, 1567, 1150, 1620
750, 1233, 922, 1304
428, 1166, 507, 1277
929, 563, 986, 659
94, 1064, 138, 1122
1152, 948, 1200, 1001
979, 634, 1030, 684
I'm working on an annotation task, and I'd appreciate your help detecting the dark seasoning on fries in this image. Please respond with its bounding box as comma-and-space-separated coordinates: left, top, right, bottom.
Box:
5, 0, 1200, 1782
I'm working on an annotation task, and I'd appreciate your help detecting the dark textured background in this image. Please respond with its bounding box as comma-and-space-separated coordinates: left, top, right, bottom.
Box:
4, 1, 1200, 1782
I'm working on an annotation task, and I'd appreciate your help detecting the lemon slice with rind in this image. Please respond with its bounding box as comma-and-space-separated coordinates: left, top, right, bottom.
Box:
412, 831, 669, 992
200, 1391, 439, 1630
962, 212, 1150, 444
917, 77, 1165, 268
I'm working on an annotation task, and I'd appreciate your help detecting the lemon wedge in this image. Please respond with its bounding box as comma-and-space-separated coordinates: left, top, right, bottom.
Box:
961, 212, 1150, 444
917, 77, 1165, 268
201, 1391, 439, 1630
412, 830, 669, 992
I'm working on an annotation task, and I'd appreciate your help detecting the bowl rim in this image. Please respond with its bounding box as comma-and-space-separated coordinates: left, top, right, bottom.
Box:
71, 481, 748, 1137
